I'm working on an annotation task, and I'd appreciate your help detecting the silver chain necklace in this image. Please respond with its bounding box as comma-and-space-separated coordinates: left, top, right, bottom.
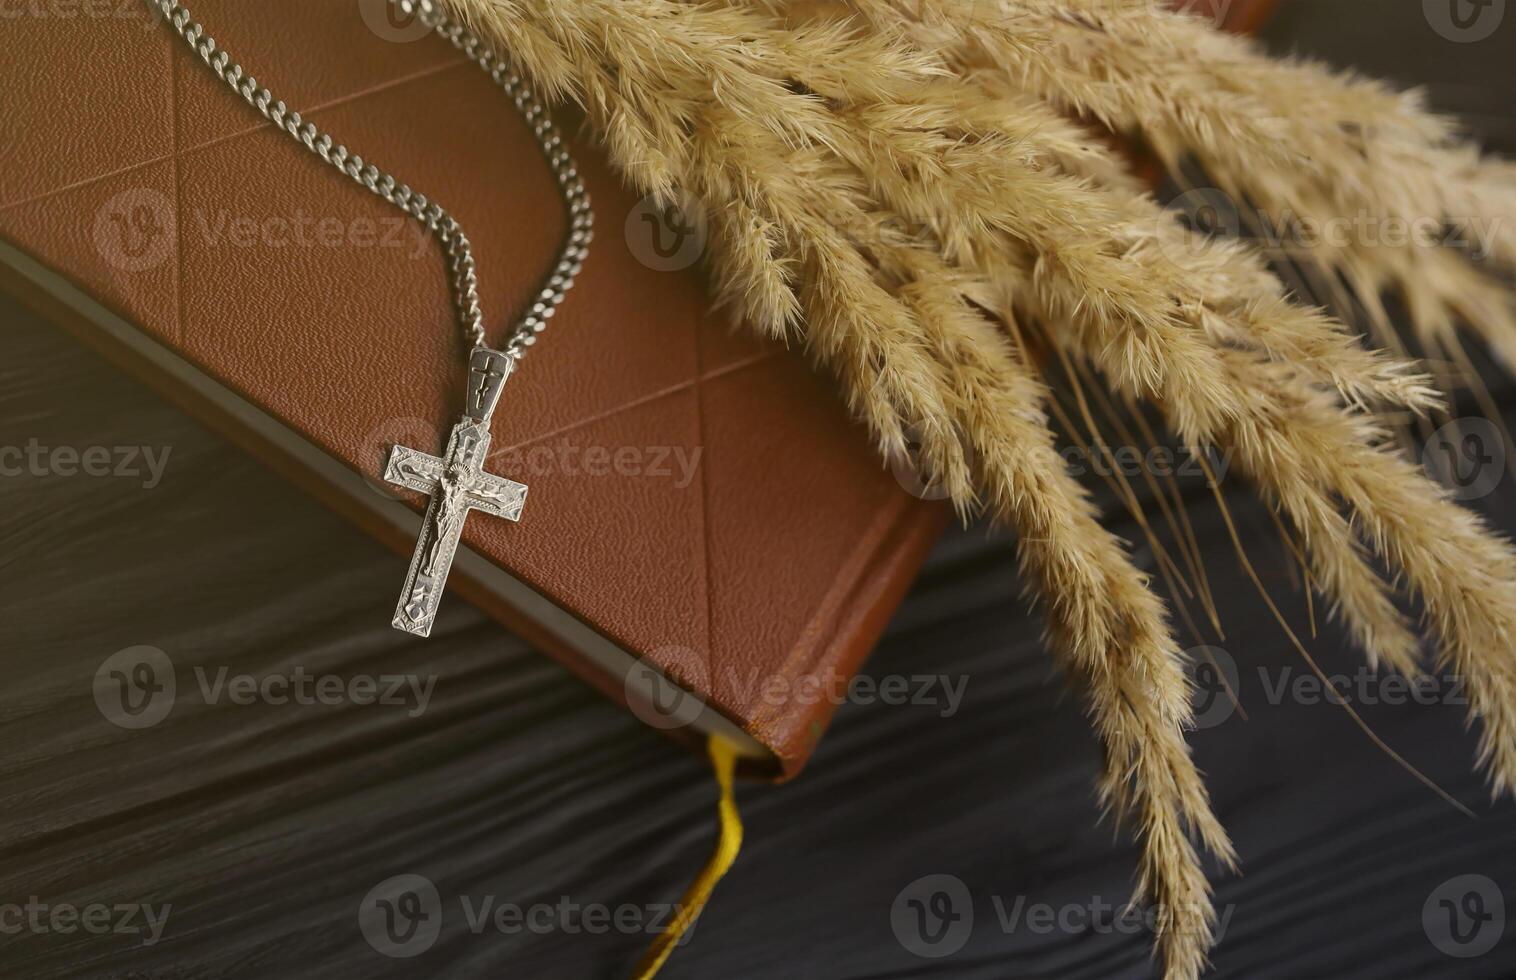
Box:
152, 0, 595, 637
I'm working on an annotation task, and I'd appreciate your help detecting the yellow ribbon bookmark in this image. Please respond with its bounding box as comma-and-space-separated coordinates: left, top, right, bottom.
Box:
630, 736, 745, 980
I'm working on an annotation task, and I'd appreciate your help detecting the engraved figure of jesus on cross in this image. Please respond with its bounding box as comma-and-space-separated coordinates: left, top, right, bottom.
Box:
385, 347, 528, 637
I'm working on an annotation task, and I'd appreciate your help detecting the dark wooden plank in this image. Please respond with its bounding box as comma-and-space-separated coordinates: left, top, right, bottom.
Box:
6, 285, 1516, 980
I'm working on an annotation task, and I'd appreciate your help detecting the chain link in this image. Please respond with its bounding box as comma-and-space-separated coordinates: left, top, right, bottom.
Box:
149, 0, 592, 359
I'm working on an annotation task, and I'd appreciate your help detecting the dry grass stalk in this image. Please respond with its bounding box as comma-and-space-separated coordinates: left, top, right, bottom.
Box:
443, 1, 1516, 976
911, 0, 1516, 363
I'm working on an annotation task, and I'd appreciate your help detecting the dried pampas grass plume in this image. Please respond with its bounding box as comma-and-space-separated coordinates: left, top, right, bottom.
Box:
960, 0, 1516, 366
440, 0, 1516, 976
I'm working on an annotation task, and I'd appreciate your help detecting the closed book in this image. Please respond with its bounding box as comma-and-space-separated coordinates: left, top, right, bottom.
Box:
0, 1, 947, 778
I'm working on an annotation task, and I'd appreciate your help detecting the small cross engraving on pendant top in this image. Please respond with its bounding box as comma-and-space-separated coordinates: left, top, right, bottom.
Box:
385, 347, 528, 638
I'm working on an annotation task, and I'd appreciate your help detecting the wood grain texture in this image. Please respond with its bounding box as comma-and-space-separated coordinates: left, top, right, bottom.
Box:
3, 3, 1515, 977
6, 297, 1515, 980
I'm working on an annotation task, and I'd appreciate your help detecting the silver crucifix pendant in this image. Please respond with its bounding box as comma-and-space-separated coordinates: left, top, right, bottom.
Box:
385, 348, 528, 637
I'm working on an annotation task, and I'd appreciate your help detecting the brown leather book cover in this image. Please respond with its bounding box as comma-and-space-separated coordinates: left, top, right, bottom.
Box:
0, 1, 948, 779
1202, 0, 1279, 34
